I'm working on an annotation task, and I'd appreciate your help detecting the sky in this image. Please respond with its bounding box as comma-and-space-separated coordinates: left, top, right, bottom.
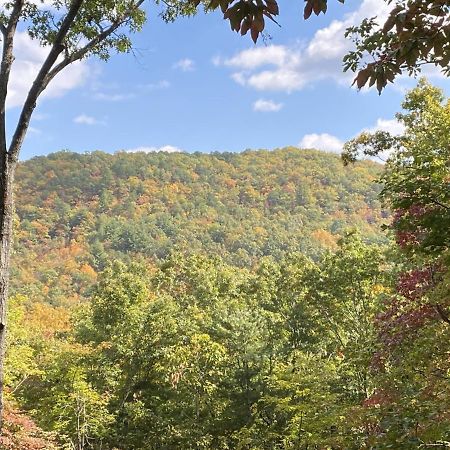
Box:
9, 0, 450, 160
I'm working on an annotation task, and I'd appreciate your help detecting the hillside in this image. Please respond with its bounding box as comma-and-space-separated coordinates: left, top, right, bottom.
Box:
11, 147, 386, 306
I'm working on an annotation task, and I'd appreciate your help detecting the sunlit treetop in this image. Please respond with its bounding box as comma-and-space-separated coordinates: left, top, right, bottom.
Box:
343, 80, 450, 257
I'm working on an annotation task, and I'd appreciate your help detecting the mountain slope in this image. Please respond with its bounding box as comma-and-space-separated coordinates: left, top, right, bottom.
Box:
11, 147, 387, 305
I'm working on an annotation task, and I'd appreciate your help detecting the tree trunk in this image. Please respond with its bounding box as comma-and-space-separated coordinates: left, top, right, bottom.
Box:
0, 151, 15, 428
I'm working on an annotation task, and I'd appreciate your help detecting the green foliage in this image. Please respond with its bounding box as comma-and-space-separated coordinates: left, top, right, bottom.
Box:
5, 80, 450, 450
342, 81, 450, 449
235, 353, 348, 450
0, 0, 194, 63
4, 296, 42, 390
9, 233, 404, 449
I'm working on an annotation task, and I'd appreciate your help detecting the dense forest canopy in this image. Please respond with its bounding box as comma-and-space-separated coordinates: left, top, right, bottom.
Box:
11, 147, 386, 306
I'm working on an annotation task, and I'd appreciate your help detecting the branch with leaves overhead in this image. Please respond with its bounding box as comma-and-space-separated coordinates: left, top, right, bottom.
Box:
188, 0, 450, 93
346, 1, 450, 93
1, 0, 148, 161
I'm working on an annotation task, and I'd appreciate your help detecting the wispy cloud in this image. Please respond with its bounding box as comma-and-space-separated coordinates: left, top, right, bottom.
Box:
32, 113, 50, 121
174, 58, 195, 72
253, 99, 283, 112
28, 126, 42, 135
92, 79, 170, 101
94, 92, 135, 102
140, 80, 171, 90
74, 114, 106, 126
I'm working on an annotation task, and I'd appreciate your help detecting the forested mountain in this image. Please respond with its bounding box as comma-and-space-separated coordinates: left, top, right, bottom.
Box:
11, 147, 386, 306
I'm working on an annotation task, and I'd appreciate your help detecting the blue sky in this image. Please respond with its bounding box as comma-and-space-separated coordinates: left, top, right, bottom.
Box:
10, 0, 450, 160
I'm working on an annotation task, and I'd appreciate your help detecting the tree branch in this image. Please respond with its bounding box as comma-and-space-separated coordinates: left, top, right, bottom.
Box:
0, 24, 7, 40
435, 304, 450, 326
430, 199, 450, 211
8, 0, 146, 163
8, 0, 85, 162
0, 0, 25, 156
45, 0, 145, 83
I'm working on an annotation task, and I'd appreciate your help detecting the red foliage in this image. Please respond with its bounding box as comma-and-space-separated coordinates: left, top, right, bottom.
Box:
395, 230, 420, 248
396, 267, 433, 301
392, 205, 435, 249
372, 264, 442, 360
363, 389, 392, 408
0, 402, 56, 450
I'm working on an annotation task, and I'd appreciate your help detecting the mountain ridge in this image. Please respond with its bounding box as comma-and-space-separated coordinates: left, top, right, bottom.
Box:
11, 146, 387, 306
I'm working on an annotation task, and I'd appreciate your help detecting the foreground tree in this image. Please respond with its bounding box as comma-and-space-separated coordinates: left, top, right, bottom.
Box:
343, 80, 450, 448
0, 0, 154, 427
343, 79, 450, 259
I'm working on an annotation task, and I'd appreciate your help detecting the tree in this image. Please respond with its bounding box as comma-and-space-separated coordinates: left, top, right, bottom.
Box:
343, 80, 450, 260
0, 0, 156, 426
343, 81, 450, 448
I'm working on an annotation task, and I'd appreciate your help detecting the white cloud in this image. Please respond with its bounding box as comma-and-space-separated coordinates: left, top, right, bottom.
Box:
74, 114, 105, 126
298, 116, 404, 156
125, 145, 183, 153
248, 69, 305, 92
8, 32, 89, 110
223, 46, 296, 70
365, 118, 404, 135
231, 72, 247, 86
216, 0, 391, 93
174, 58, 195, 72
299, 133, 344, 154
253, 99, 283, 112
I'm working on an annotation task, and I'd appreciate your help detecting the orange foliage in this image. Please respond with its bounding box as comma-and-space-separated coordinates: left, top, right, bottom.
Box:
311, 229, 338, 249
79, 264, 97, 280
26, 303, 71, 339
